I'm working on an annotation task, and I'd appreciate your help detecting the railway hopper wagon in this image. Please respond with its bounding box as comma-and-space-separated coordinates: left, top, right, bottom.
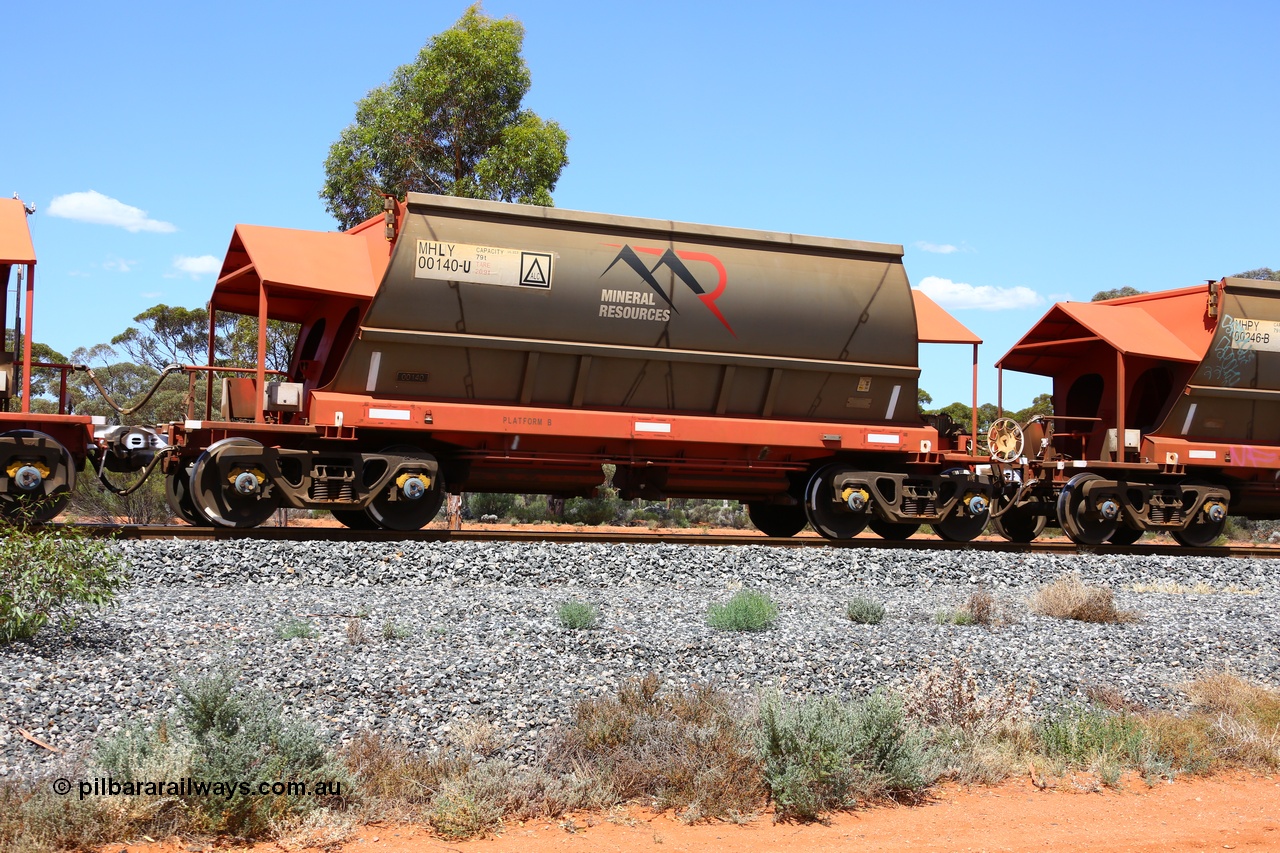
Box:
167, 194, 993, 537
0, 197, 110, 522
992, 279, 1280, 546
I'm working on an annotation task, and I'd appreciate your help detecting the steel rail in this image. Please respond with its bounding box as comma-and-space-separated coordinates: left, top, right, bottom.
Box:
52, 524, 1280, 558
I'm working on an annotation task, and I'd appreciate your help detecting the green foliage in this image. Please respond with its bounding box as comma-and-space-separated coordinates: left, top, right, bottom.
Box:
275, 618, 315, 640
48, 304, 298, 426
1235, 267, 1280, 281
1037, 704, 1146, 767
0, 524, 128, 641
68, 469, 171, 525
758, 692, 932, 821
924, 393, 1052, 431
466, 492, 517, 520
381, 618, 411, 640
557, 600, 599, 630
846, 597, 885, 625
1091, 286, 1145, 301
94, 672, 348, 837
707, 589, 778, 632
564, 492, 622, 525
321, 5, 569, 229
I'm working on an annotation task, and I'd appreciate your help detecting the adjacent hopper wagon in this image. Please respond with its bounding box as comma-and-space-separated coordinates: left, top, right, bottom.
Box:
992, 278, 1280, 545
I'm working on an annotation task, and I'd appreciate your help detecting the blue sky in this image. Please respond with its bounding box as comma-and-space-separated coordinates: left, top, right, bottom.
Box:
6, 1, 1277, 410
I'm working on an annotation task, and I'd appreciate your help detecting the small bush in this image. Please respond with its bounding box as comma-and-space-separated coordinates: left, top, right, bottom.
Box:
466, 493, 517, 520
551, 675, 763, 820
275, 618, 315, 640
707, 589, 778, 631
429, 777, 504, 840
759, 692, 933, 821
0, 524, 129, 641
381, 619, 411, 640
846, 597, 885, 625
1037, 704, 1145, 768
564, 492, 622, 526
1031, 573, 1139, 623
936, 591, 999, 627
557, 600, 599, 630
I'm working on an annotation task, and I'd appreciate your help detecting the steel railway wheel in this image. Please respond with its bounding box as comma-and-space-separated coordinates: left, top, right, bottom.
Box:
364, 446, 444, 531
0, 430, 76, 524
1172, 488, 1227, 547
990, 507, 1047, 543
1055, 473, 1118, 546
869, 517, 920, 541
803, 465, 870, 540
189, 438, 281, 528
1172, 517, 1227, 547
332, 509, 379, 530
747, 502, 807, 538
933, 508, 989, 542
165, 462, 211, 527
1107, 524, 1144, 546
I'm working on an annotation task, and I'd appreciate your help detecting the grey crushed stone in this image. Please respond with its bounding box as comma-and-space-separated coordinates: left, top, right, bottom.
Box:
1, 539, 1276, 780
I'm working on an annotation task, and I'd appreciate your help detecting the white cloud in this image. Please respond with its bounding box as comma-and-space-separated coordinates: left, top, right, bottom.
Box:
917, 276, 1044, 311
914, 241, 960, 254
101, 257, 137, 273
171, 255, 221, 278
47, 190, 177, 233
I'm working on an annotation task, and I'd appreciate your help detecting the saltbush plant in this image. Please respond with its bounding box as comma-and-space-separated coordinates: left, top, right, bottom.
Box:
758, 691, 933, 820
846, 597, 885, 625
95, 671, 348, 835
557, 600, 599, 630
707, 589, 778, 631
0, 523, 128, 641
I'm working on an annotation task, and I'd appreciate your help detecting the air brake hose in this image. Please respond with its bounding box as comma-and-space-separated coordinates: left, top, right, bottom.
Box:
77, 363, 185, 416
92, 445, 175, 496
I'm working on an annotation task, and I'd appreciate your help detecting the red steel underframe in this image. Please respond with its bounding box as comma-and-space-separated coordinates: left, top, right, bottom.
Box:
175, 393, 973, 475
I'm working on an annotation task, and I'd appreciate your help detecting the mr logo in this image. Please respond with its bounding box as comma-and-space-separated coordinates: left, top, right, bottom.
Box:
601, 245, 735, 336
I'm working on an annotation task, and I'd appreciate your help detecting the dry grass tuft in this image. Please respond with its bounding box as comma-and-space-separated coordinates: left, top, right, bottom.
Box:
1030, 573, 1140, 623
1126, 581, 1259, 595
550, 674, 764, 820
342, 732, 470, 818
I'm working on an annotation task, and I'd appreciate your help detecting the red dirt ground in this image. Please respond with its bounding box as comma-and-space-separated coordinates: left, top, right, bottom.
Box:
121, 772, 1279, 853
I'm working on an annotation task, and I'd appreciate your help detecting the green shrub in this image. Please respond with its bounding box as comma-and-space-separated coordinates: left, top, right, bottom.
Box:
275, 618, 315, 640
688, 500, 749, 529
707, 590, 778, 631
1037, 704, 1145, 767
381, 618, 411, 640
466, 493, 517, 520
564, 492, 622, 526
557, 600, 599, 630
758, 692, 933, 821
846, 597, 885, 625
94, 671, 349, 836
0, 524, 128, 641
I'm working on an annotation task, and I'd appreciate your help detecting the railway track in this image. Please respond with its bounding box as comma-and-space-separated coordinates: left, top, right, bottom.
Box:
59, 523, 1280, 558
